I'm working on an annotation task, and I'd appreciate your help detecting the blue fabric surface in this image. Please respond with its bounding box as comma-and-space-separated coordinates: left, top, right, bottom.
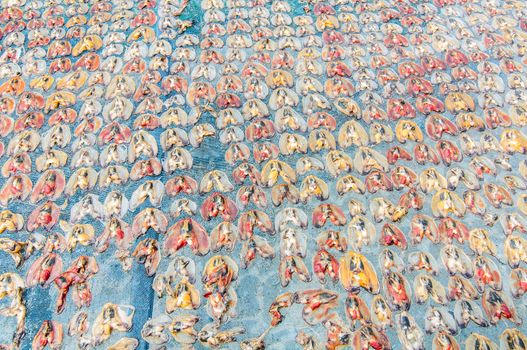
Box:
0, 0, 527, 349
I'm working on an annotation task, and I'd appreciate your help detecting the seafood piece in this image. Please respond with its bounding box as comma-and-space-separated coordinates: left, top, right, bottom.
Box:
107, 338, 139, 350
130, 180, 164, 210
166, 175, 198, 196
445, 92, 475, 113
352, 325, 391, 350
202, 255, 238, 294
33, 320, 63, 350
238, 210, 274, 239
440, 244, 473, 277
484, 183, 512, 208
468, 228, 498, 257
370, 295, 393, 330
268, 292, 295, 326
254, 141, 280, 163
92, 304, 135, 346
323, 315, 352, 350
160, 128, 188, 150
198, 323, 245, 349
339, 252, 379, 294
103, 96, 133, 122
447, 168, 480, 190
26, 252, 62, 287
236, 185, 267, 209
275, 108, 307, 133
208, 221, 238, 252
296, 289, 339, 325
501, 129, 527, 153
370, 199, 396, 224
395, 312, 424, 350
0, 272, 26, 346
400, 188, 424, 210
414, 274, 447, 304
279, 255, 311, 287
99, 166, 129, 188
2, 153, 31, 177
103, 191, 129, 219
53, 256, 98, 313
27, 201, 61, 232
189, 124, 216, 147
59, 221, 94, 251
133, 238, 160, 276
365, 170, 393, 193
279, 133, 307, 155
348, 215, 376, 251
448, 275, 479, 301
0, 174, 32, 206
271, 183, 300, 206
396, 120, 423, 143
380, 223, 408, 250
438, 217, 469, 243
482, 290, 522, 325
317, 229, 347, 252
300, 175, 329, 202
205, 285, 238, 322
409, 214, 440, 244
454, 299, 489, 328
71, 194, 104, 223
379, 249, 405, 275
504, 235, 527, 267
30, 170, 66, 203
128, 131, 158, 162
201, 193, 238, 222
165, 278, 200, 313
99, 144, 127, 166
425, 307, 458, 335
426, 114, 458, 140
144, 314, 188, 346
240, 235, 275, 268
161, 314, 197, 345
68, 311, 89, 338
473, 256, 502, 292
345, 293, 370, 330
325, 151, 353, 178
200, 170, 234, 193
499, 328, 527, 350
465, 334, 498, 350
414, 143, 440, 165
312, 248, 338, 284
0, 237, 37, 267
65, 167, 97, 196
131, 208, 168, 237
407, 251, 439, 275
261, 159, 297, 186
336, 175, 365, 195
384, 271, 412, 311
164, 218, 209, 256
510, 267, 527, 298
431, 190, 466, 218
312, 204, 346, 228
419, 168, 447, 193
